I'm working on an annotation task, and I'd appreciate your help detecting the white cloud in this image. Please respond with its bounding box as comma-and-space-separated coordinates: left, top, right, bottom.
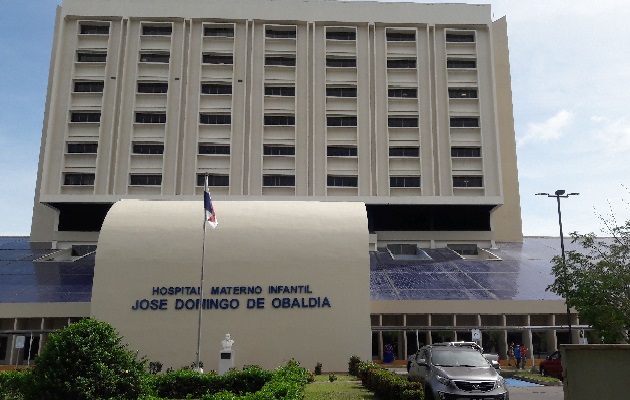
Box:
517, 110, 574, 147
591, 116, 630, 152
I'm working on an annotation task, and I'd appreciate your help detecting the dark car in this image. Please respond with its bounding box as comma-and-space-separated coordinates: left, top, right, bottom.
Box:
539, 350, 563, 380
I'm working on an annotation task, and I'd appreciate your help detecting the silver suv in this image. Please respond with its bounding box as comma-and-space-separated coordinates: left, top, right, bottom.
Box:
407, 345, 509, 400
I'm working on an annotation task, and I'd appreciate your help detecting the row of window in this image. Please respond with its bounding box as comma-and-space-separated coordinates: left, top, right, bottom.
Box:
63, 172, 481, 188
66, 142, 480, 158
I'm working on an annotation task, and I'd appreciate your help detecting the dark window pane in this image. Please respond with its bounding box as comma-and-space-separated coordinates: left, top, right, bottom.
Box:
326, 87, 357, 97
142, 25, 172, 35
327, 116, 357, 127
264, 115, 295, 125
451, 147, 481, 157
326, 31, 356, 40
453, 176, 483, 187
263, 175, 295, 186
387, 59, 416, 68
450, 117, 479, 128
64, 173, 95, 186
388, 88, 417, 98
327, 175, 358, 187
70, 112, 101, 123
386, 32, 415, 41
135, 113, 166, 124
265, 56, 296, 66
447, 59, 476, 69
326, 58, 356, 68
446, 33, 475, 43
133, 144, 164, 154
204, 27, 234, 37
202, 83, 232, 94
264, 86, 295, 96
203, 54, 233, 64
200, 114, 231, 124
197, 174, 229, 186
389, 147, 419, 157
264, 146, 295, 156
77, 52, 107, 62
327, 146, 357, 157
138, 82, 168, 93
265, 29, 296, 39
390, 176, 421, 187
199, 145, 230, 155
130, 174, 162, 186
74, 81, 104, 93
67, 143, 98, 154
80, 24, 109, 35
448, 88, 478, 98
388, 117, 418, 127
140, 53, 170, 63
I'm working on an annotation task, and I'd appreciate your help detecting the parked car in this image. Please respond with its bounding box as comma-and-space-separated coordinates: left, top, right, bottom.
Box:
539, 350, 563, 380
407, 345, 509, 400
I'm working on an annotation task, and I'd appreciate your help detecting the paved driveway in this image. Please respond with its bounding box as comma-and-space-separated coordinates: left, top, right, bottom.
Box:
508, 385, 564, 400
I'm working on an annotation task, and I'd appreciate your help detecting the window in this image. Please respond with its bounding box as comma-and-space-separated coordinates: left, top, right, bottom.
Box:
264, 115, 295, 126
265, 29, 296, 39
64, 173, 95, 186
327, 116, 357, 127
390, 176, 421, 188
388, 88, 417, 98
446, 33, 475, 43
133, 143, 164, 154
452, 176, 483, 188
74, 81, 104, 93
201, 83, 232, 95
70, 112, 101, 123
135, 113, 166, 124
327, 175, 358, 187
263, 175, 295, 186
140, 53, 170, 63
204, 27, 234, 37
67, 143, 98, 154
264, 86, 295, 96
80, 24, 109, 35
327, 146, 357, 157
326, 87, 357, 97
386, 32, 415, 42
388, 117, 418, 128
451, 147, 481, 157
450, 117, 479, 128
0, 337, 7, 360
447, 59, 476, 69
389, 147, 419, 157
197, 174, 229, 186
199, 144, 230, 155
130, 174, 162, 186
326, 58, 356, 68
203, 54, 233, 65
326, 30, 356, 40
77, 52, 107, 62
387, 59, 416, 69
264, 146, 295, 156
142, 25, 172, 36
200, 114, 231, 124
138, 82, 168, 94
448, 88, 478, 98
265, 56, 296, 67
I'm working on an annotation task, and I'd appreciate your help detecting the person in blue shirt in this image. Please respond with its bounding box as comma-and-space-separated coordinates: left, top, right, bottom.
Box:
514, 344, 521, 369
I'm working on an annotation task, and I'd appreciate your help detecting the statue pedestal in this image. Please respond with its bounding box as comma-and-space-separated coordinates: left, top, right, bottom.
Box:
218, 350, 234, 375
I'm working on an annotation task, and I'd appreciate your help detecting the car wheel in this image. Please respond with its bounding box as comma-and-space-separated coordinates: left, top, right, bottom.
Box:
540, 366, 546, 377
424, 386, 435, 400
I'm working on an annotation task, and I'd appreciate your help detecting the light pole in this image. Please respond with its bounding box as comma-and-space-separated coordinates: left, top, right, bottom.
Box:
536, 190, 579, 344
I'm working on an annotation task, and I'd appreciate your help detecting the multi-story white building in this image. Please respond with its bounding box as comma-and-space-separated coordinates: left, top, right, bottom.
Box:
31, 0, 522, 250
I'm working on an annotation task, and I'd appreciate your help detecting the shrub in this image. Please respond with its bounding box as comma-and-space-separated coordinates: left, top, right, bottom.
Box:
357, 361, 423, 400
348, 355, 361, 376
28, 318, 149, 400
328, 373, 337, 382
314, 362, 322, 375
0, 369, 34, 400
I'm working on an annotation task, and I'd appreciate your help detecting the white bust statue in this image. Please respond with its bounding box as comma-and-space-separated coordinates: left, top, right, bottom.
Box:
222, 333, 234, 351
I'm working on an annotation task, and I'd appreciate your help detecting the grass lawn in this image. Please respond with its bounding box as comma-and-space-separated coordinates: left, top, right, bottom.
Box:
304, 375, 380, 399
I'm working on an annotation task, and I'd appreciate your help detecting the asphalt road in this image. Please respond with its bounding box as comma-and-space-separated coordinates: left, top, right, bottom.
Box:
508, 385, 564, 400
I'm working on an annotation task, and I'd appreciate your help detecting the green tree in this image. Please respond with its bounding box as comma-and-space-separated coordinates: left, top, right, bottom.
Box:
547, 219, 630, 343
30, 318, 149, 400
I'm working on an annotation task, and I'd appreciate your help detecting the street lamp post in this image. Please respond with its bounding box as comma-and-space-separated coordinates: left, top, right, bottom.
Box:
536, 190, 579, 344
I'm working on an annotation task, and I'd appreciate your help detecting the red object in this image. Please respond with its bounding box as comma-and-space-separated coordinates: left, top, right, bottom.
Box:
539, 351, 563, 380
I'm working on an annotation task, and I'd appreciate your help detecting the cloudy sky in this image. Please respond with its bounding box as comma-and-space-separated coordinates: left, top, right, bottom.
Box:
1, 0, 629, 237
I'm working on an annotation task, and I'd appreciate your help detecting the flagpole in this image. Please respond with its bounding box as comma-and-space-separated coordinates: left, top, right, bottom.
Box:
196, 175, 209, 371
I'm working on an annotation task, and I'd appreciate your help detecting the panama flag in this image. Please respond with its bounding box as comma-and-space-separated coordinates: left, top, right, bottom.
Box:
204, 175, 218, 228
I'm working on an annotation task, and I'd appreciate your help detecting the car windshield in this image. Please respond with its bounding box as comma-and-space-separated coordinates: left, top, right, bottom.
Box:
432, 350, 489, 367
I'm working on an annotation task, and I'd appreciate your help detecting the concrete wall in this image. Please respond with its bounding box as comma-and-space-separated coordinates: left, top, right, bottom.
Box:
562, 344, 630, 400
91, 200, 371, 372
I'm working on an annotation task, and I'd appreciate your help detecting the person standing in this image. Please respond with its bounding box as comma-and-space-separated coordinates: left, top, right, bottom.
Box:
514, 343, 521, 369
520, 344, 527, 369
507, 343, 515, 366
